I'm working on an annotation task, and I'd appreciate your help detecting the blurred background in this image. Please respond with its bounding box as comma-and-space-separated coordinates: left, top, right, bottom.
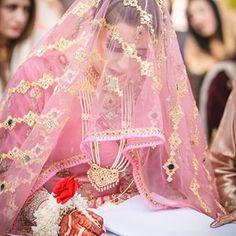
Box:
0, 0, 235, 142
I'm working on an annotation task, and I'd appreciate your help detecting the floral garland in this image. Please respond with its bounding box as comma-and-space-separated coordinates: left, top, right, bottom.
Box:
32, 177, 89, 236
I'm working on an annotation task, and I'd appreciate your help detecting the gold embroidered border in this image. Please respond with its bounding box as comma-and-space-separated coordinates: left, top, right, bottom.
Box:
29, 37, 82, 58
190, 158, 212, 214
88, 127, 163, 139
36, 155, 86, 184
58, 0, 101, 25
163, 103, 184, 181
30, 0, 101, 57
129, 150, 164, 207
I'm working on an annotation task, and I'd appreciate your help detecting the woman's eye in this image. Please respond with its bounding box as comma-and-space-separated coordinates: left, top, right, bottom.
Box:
5, 4, 18, 11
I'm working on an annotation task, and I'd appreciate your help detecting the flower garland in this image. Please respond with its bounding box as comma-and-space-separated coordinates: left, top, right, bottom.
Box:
32, 192, 88, 236
32, 177, 89, 236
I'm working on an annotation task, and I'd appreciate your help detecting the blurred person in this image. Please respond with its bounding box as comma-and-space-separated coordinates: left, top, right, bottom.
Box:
170, 0, 188, 56
184, 0, 236, 105
0, 0, 36, 95
210, 80, 236, 228
199, 60, 236, 140
10, 0, 64, 75
0, 0, 226, 234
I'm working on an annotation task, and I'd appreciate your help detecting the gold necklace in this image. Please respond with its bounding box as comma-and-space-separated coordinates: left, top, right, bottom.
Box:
87, 139, 130, 192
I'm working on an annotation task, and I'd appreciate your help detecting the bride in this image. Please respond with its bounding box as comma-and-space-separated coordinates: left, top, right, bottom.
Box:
0, 0, 229, 235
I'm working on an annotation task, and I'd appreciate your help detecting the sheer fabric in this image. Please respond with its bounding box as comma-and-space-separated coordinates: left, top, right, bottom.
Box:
0, 0, 224, 234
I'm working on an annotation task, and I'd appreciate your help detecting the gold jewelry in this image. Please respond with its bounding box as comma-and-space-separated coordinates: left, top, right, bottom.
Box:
87, 139, 130, 192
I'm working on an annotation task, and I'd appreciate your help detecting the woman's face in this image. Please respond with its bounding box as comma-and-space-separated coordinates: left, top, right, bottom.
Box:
105, 22, 149, 79
188, 0, 217, 38
0, 0, 31, 41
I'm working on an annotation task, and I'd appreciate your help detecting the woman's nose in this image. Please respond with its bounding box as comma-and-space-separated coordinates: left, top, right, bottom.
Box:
115, 54, 131, 71
14, 8, 27, 24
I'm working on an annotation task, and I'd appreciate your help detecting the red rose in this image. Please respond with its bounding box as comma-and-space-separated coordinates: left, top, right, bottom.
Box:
53, 177, 79, 204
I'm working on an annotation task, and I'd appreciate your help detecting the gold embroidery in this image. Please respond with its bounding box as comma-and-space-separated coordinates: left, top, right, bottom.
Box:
35, 155, 86, 188
129, 150, 164, 207
140, 61, 154, 77
71, 0, 101, 17
190, 158, 212, 214
0, 147, 44, 165
89, 127, 163, 139
163, 157, 179, 182
55, 0, 102, 29
169, 131, 182, 152
163, 102, 184, 181
169, 104, 184, 130
0, 111, 38, 130
8, 74, 57, 96
190, 127, 199, 146
193, 102, 199, 119
74, 49, 87, 62
123, 0, 157, 44
105, 73, 123, 96
30, 37, 81, 58
176, 80, 188, 98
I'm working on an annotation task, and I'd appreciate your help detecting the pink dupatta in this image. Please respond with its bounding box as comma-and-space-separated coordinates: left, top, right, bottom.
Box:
0, 0, 224, 234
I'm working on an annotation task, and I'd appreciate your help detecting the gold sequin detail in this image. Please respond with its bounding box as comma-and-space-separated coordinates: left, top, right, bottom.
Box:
30, 37, 82, 58
0, 147, 43, 164
176, 80, 188, 98
8, 74, 57, 96
0, 111, 38, 130
163, 157, 179, 183
190, 159, 212, 214
105, 73, 123, 96
89, 127, 162, 140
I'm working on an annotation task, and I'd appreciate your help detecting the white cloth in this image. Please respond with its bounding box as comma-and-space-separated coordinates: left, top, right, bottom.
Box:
97, 195, 236, 236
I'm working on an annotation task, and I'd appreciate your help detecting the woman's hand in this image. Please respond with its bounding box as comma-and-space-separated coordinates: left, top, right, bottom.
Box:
60, 209, 104, 236
211, 210, 236, 228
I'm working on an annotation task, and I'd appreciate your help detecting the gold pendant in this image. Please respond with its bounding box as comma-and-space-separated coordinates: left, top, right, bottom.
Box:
87, 163, 119, 192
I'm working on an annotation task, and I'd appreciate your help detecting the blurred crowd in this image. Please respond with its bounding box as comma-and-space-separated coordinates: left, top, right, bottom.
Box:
171, 0, 236, 141
0, 0, 236, 141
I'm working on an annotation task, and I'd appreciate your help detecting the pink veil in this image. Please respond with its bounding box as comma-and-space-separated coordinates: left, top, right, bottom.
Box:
0, 0, 224, 234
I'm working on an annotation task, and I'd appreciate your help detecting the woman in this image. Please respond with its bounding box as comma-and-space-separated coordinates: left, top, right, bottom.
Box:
0, 0, 36, 95
184, 0, 236, 105
0, 0, 224, 235
10, 0, 64, 78
210, 80, 236, 228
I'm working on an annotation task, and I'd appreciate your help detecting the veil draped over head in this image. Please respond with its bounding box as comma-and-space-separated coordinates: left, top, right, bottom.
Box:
0, 0, 224, 233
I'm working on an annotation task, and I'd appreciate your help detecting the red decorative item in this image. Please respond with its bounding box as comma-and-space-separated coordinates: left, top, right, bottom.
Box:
53, 177, 79, 204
